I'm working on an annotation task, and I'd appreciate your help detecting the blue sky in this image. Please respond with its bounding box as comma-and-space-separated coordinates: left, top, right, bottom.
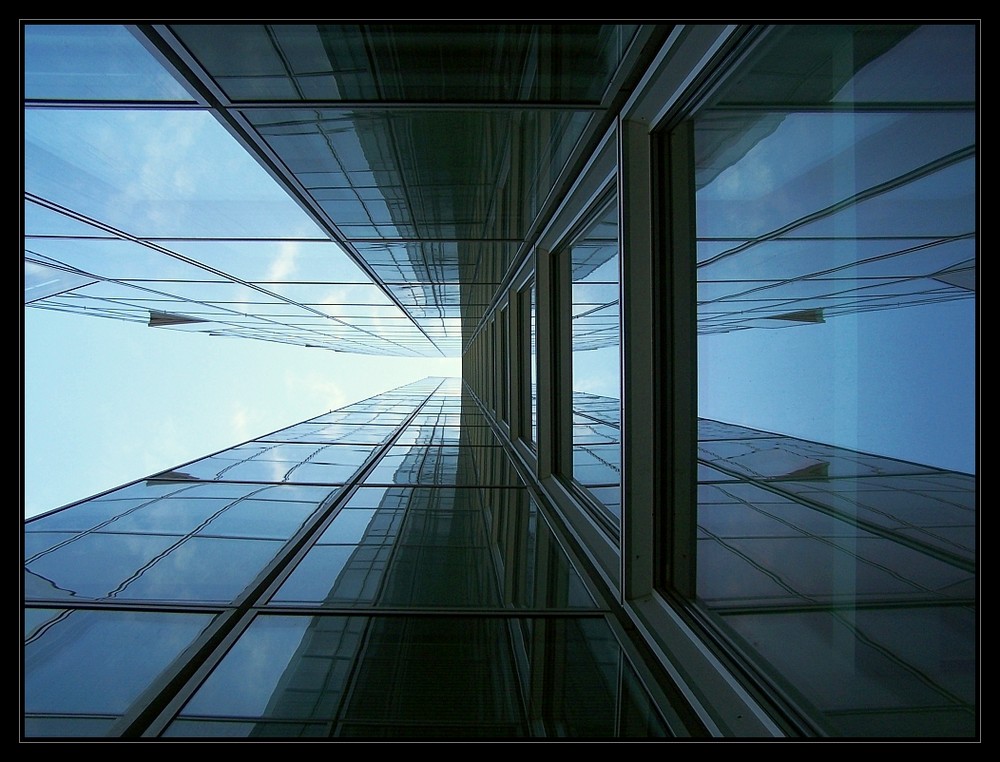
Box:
698, 300, 978, 474
21, 25, 464, 519
23, 308, 460, 519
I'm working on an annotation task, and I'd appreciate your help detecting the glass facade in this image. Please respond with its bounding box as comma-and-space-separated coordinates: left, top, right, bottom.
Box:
694, 423, 975, 735
689, 24, 976, 736
25, 380, 672, 738
23, 23, 977, 739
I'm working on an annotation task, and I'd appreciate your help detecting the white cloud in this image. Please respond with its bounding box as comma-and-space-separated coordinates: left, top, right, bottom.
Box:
285, 370, 348, 412
230, 406, 254, 443
266, 241, 301, 282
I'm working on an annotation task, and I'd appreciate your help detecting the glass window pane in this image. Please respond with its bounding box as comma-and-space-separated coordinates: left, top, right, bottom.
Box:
178, 615, 365, 720
167, 239, 372, 284
24, 716, 117, 737
95, 496, 238, 535
687, 24, 976, 737
271, 545, 362, 604
25, 609, 214, 716
362, 444, 515, 486
26, 500, 141, 534
24, 24, 195, 101
569, 197, 621, 517
116, 537, 287, 602
196, 491, 330, 540
24, 108, 327, 239
26, 533, 177, 600
168, 444, 373, 484
23, 260, 96, 303
499, 307, 509, 422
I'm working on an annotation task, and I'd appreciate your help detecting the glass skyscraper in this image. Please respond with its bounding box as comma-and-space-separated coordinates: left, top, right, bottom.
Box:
26, 378, 678, 736
23, 23, 977, 739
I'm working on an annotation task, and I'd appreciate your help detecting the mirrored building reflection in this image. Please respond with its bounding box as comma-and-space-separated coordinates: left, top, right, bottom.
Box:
24, 23, 976, 739
695, 419, 975, 736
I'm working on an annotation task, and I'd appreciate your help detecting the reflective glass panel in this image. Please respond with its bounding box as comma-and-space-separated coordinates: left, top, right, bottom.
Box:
569, 197, 621, 517
25, 531, 285, 603
487, 489, 597, 610
169, 613, 666, 738
270, 486, 595, 610
24, 24, 194, 101
244, 108, 592, 240
362, 444, 516, 486
25, 609, 213, 718
24, 109, 325, 239
172, 24, 637, 103
261, 422, 396, 445
25, 532, 177, 600
23, 260, 95, 303
688, 24, 976, 737
166, 239, 372, 284
26, 499, 146, 534
169, 443, 373, 484
93, 496, 239, 535
196, 491, 332, 540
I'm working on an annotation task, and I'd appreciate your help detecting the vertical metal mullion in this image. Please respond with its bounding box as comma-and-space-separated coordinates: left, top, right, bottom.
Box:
660, 120, 698, 598
116, 383, 445, 738
535, 246, 570, 481
554, 246, 574, 482
614, 651, 625, 736
488, 318, 496, 414
619, 117, 656, 601
521, 284, 532, 441
500, 305, 510, 425
509, 286, 525, 441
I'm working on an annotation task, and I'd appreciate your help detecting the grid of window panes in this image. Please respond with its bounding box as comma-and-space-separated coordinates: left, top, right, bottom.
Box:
25, 379, 672, 738
23, 25, 438, 356
24, 24, 640, 357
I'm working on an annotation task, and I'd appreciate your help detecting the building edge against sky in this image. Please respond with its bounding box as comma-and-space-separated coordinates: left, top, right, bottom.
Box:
23, 23, 977, 738
23, 306, 463, 520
